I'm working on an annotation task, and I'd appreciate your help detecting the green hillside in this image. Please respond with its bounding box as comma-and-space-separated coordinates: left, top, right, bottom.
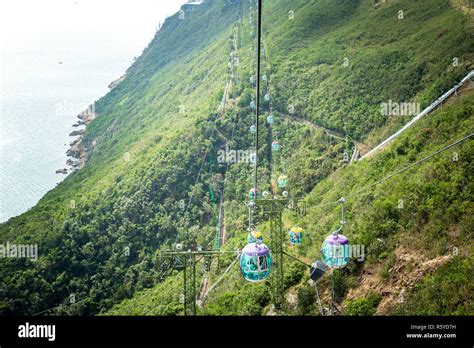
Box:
1, 0, 472, 316
106, 91, 474, 316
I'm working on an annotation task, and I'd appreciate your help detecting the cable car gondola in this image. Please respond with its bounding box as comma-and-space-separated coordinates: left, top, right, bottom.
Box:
240, 242, 272, 282
249, 187, 259, 200
321, 198, 350, 268
321, 232, 350, 268
277, 175, 288, 188
267, 114, 273, 124
289, 226, 303, 245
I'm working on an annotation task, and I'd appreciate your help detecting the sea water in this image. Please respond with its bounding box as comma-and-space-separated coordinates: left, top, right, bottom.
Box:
0, 0, 186, 222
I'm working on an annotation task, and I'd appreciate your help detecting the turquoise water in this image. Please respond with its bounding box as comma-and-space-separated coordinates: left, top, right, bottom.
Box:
0, 0, 186, 222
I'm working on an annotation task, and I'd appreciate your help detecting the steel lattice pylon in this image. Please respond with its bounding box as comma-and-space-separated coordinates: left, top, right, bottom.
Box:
158, 249, 240, 316
254, 198, 306, 310
183, 253, 197, 316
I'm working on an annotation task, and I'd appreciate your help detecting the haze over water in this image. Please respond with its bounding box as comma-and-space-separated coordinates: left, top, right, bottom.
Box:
0, 0, 186, 222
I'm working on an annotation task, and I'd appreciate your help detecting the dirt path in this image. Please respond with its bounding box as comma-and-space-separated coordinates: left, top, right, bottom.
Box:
281, 112, 345, 140
196, 274, 209, 308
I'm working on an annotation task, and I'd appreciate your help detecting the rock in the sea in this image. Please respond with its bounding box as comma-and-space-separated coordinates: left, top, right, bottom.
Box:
55, 168, 68, 174
66, 159, 80, 168
108, 74, 126, 90
66, 147, 81, 158
69, 129, 84, 137
72, 120, 86, 127
77, 105, 96, 123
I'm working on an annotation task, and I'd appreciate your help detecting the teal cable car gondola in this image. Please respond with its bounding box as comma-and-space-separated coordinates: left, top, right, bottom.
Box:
289, 226, 303, 245
249, 187, 259, 200
321, 232, 350, 268
277, 175, 288, 188
240, 242, 272, 282
267, 114, 274, 124
321, 198, 350, 268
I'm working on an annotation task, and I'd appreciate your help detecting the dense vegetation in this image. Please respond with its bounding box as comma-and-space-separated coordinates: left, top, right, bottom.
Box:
107, 92, 474, 315
1, 0, 472, 316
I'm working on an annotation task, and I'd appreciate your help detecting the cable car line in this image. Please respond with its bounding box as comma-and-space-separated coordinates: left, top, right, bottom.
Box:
174, 17, 242, 248
282, 250, 311, 267
346, 133, 473, 199
36, 14, 245, 316
253, 0, 262, 196
182, 0, 473, 315
198, 253, 241, 306
154, 11, 249, 315
239, 0, 472, 315
308, 133, 473, 210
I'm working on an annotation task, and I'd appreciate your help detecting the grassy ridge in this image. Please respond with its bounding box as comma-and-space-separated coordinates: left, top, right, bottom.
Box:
266, 0, 473, 139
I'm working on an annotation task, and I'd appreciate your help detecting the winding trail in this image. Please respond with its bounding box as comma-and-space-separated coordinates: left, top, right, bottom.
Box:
261, 36, 362, 161
280, 112, 345, 141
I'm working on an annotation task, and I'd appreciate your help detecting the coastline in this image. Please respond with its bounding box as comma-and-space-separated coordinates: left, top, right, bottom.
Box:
55, 105, 95, 175
56, 74, 127, 175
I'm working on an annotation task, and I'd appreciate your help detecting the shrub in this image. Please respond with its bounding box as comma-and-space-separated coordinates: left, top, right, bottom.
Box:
345, 292, 381, 316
